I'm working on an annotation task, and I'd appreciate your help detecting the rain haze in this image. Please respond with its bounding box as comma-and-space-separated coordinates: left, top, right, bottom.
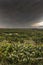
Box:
0, 0, 43, 28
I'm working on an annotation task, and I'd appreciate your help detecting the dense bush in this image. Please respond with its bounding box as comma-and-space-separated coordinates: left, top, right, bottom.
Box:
0, 29, 43, 65
0, 42, 43, 65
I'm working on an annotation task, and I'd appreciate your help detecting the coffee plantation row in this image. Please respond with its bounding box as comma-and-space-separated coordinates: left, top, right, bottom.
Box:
0, 29, 43, 65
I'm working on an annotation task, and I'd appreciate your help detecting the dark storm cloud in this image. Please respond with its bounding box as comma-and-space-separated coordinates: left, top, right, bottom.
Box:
0, 0, 43, 28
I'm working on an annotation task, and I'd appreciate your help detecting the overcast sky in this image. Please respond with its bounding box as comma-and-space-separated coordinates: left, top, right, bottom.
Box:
0, 0, 43, 28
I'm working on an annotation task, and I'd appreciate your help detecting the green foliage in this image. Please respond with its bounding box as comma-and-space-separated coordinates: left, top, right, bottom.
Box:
0, 29, 43, 65
0, 42, 43, 65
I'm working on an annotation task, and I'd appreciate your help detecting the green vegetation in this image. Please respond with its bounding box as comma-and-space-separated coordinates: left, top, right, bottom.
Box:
0, 29, 43, 65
